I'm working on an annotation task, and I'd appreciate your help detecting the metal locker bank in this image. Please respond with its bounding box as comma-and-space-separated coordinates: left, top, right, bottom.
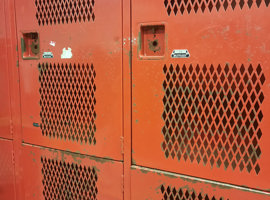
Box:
0, 0, 269, 199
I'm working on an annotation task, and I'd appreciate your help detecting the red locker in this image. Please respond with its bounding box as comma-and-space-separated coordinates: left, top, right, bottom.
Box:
20, 144, 123, 200
15, 0, 124, 160
131, 0, 270, 192
0, 0, 270, 199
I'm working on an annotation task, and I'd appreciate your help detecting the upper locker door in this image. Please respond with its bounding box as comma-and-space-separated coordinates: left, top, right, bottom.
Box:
132, 0, 270, 191
15, 0, 123, 160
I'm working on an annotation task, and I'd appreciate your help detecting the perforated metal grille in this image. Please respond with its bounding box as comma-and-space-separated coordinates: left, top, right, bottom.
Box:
162, 64, 265, 174
39, 63, 97, 145
164, 0, 270, 15
41, 157, 98, 200
35, 0, 95, 26
161, 185, 228, 200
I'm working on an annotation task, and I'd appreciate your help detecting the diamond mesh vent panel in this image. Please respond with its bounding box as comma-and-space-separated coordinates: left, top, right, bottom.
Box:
41, 157, 98, 200
161, 185, 229, 200
164, 0, 270, 15
162, 64, 265, 174
39, 63, 97, 145
35, 0, 95, 26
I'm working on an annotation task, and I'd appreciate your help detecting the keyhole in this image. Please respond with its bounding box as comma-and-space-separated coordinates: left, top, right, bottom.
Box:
152, 40, 158, 47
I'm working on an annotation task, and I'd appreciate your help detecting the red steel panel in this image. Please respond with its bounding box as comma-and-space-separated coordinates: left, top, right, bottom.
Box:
132, 0, 270, 191
0, 138, 15, 200
20, 144, 123, 200
15, 0, 123, 160
0, 0, 12, 139
131, 166, 270, 200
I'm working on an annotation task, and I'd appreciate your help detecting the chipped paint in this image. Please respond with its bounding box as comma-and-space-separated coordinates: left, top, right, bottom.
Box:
90, 156, 115, 164
132, 165, 270, 195
222, 25, 230, 33
236, 30, 241, 34
49, 41, 56, 46
59, 149, 114, 165
30, 151, 35, 156
140, 168, 149, 174
132, 158, 136, 165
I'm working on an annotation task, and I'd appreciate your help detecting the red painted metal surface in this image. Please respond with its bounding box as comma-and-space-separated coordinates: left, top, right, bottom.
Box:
15, 0, 123, 160
131, 0, 270, 192
131, 166, 270, 200
0, 138, 15, 200
123, 0, 132, 199
1, 0, 270, 199
1, 1, 22, 199
20, 144, 123, 200
0, 0, 12, 139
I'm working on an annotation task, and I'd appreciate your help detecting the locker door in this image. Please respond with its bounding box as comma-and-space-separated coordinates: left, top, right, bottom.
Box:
15, 0, 123, 160
131, 0, 270, 191
15, 1, 124, 199
20, 144, 123, 200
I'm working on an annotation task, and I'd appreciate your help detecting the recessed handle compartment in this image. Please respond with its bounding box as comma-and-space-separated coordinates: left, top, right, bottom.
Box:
21, 32, 40, 60
139, 24, 165, 59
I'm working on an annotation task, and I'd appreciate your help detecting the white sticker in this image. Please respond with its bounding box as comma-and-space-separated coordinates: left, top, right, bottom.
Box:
171, 49, 190, 58
49, 41, 56, 46
61, 47, 72, 59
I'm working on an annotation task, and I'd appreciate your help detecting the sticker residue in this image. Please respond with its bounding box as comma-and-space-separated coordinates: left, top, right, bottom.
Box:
50, 41, 56, 46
